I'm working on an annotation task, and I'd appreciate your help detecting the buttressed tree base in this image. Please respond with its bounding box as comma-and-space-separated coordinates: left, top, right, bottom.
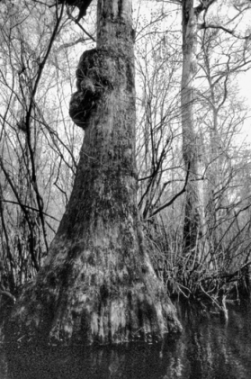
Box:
5, 0, 182, 345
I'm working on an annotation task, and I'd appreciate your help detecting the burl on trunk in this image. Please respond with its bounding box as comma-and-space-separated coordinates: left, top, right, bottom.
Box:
5, 0, 181, 345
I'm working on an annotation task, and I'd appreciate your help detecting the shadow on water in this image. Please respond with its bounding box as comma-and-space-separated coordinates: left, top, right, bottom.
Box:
1, 302, 251, 379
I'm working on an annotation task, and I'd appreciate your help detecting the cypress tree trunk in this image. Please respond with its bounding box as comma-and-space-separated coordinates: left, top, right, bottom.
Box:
5, 0, 181, 345
181, 0, 207, 259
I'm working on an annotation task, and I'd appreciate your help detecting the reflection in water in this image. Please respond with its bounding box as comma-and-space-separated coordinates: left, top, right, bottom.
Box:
1, 303, 251, 379
0, 349, 8, 379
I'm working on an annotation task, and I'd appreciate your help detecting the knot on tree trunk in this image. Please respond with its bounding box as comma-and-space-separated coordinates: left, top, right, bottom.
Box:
54, 0, 93, 21
69, 48, 115, 129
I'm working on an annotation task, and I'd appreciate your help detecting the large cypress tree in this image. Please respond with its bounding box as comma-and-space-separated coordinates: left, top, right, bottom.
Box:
6, 0, 181, 345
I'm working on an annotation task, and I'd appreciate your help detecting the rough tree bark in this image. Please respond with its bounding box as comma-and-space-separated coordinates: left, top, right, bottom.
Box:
4, 0, 181, 345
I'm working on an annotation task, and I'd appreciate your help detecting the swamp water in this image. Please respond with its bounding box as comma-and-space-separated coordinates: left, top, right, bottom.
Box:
1, 302, 251, 379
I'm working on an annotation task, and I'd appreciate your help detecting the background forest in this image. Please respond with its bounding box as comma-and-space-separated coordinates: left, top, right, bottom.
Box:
1, 0, 251, 308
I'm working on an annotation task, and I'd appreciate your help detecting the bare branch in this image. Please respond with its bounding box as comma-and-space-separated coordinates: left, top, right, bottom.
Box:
203, 24, 251, 40
148, 163, 190, 218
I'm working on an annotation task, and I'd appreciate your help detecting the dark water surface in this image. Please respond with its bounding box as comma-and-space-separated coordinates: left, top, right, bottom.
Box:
1, 302, 251, 379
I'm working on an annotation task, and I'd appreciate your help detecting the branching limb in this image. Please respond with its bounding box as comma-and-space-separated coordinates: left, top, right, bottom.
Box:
148, 162, 190, 219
